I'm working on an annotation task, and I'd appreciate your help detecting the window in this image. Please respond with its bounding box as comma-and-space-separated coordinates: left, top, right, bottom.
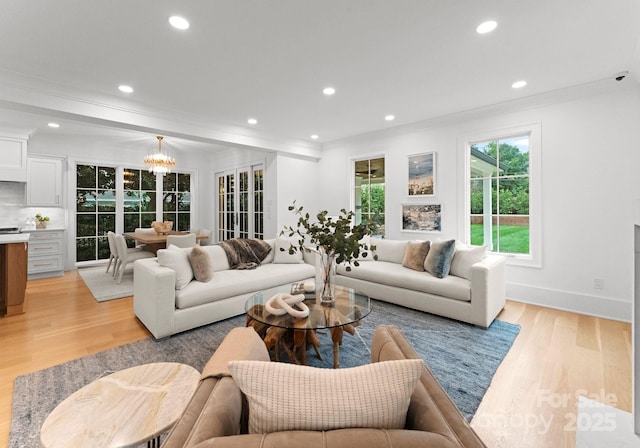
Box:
354, 157, 385, 237
465, 123, 540, 265
163, 172, 191, 231
216, 163, 265, 241
76, 164, 116, 262
123, 168, 157, 232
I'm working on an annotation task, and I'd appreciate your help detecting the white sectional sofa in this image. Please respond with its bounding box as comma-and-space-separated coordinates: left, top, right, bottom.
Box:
336, 238, 506, 328
133, 236, 506, 339
134, 239, 314, 339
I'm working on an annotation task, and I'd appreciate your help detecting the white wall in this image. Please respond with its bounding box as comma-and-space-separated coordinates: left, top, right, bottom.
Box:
313, 82, 640, 322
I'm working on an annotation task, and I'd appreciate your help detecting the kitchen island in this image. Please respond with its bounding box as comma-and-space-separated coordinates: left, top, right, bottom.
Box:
0, 233, 29, 316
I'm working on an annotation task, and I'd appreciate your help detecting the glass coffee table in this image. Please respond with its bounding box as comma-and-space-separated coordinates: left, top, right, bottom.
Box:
245, 283, 371, 368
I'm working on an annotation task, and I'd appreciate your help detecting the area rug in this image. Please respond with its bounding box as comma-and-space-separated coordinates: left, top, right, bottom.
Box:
9, 300, 520, 447
78, 265, 133, 302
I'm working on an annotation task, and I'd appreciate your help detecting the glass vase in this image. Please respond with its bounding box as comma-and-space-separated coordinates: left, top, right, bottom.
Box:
316, 248, 336, 307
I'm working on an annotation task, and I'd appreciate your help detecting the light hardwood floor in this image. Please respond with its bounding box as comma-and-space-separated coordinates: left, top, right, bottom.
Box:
0, 271, 632, 447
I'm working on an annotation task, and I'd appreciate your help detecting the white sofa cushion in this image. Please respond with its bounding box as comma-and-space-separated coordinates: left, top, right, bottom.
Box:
337, 260, 471, 302
157, 245, 193, 290
374, 239, 408, 263
200, 245, 231, 272
228, 359, 423, 434
273, 236, 304, 264
357, 235, 375, 261
261, 239, 276, 264
175, 263, 315, 309
450, 244, 487, 280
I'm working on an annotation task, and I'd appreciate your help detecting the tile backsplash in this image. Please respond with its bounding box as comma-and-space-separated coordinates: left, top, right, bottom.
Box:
0, 181, 66, 229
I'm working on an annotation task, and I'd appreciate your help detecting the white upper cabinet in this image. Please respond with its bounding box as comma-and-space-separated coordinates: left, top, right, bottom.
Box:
0, 136, 28, 182
27, 156, 63, 207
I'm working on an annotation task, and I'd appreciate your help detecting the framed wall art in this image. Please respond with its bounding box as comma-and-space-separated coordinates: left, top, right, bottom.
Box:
408, 152, 436, 196
402, 203, 442, 232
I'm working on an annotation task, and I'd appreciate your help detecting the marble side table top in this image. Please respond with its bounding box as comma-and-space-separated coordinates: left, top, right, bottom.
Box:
40, 362, 200, 448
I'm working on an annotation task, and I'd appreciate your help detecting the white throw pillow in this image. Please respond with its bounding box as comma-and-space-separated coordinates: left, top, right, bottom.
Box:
273, 236, 304, 264
374, 239, 408, 263
228, 359, 423, 434
157, 244, 193, 289
356, 235, 375, 261
261, 239, 276, 264
202, 245, 231, 272
449, 243, 487, 280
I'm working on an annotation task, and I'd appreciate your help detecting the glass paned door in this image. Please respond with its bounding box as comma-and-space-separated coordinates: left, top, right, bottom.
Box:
216, 164, 264, 241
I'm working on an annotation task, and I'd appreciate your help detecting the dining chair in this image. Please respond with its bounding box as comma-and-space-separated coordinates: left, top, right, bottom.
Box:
166, 233, 197, 248
106, 231, 119, 276
198, 229, 212, 246
114, 234, 154, 284
133, 227, 156, 249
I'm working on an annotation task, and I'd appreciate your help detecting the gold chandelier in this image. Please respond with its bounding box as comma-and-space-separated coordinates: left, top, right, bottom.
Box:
144, 136, 176, 175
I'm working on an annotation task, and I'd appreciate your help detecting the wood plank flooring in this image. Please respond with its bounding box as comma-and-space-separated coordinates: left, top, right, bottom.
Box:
0, 271, 632, 447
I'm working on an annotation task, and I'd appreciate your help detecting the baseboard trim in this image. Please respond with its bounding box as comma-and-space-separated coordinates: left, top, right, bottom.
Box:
506, 282, 631, 323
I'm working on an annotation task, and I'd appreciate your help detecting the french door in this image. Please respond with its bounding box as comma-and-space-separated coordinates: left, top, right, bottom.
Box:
216, 163, 264, 241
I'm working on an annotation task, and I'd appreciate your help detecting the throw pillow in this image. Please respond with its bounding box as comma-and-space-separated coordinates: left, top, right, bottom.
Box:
188, 244, 214, 282
273, 236, 304, 264
374, 239, 408, 263
449, 244, 487, 280
261, 239, 276, 264
228, 359, 423, 434
401, 241, 431, 271
356, 235, 375, 261
423, 239, 456, 278
157, 245, 193, 289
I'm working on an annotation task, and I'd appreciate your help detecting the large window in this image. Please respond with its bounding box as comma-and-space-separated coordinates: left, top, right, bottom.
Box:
123, 168, 157, 232
354, 157, 385, 237
216, 164, 264, 241
76, 164, 116, 262
466, 123, 540, 264
163, 172, 191, 231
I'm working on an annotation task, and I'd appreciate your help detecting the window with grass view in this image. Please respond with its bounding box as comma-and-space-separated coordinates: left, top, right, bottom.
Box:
354, 157, 385, 237
469, 135, 530, 255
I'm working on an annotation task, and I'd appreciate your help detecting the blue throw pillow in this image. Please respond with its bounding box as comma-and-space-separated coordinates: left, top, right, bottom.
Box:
423, 239, 456, 278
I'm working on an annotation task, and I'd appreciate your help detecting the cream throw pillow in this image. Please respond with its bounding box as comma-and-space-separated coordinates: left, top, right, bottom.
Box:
449, 244, 487, 280
228, 359, 423, 434
374, 239, 408, 263
273, 236, 304, 264
188, 245, 214, 282
157, 245, 193, 289
401, 241, 431, 271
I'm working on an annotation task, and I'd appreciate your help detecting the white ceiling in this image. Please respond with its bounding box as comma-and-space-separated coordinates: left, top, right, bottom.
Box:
0, 0, 639, 153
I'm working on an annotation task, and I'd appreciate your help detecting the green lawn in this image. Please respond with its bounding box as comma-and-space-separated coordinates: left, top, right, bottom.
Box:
470, 224, 529, 254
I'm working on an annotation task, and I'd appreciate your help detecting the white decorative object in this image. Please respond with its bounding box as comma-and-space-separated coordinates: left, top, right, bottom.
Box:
303, 281, 315, 293
264, 293, 309, 318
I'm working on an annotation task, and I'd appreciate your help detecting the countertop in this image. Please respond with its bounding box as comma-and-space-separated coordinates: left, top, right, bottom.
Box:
0, 233, 30, 244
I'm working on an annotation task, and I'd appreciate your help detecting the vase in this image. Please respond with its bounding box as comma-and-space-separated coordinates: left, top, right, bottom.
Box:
316, 248, 336, 307
36, 221, 47, 229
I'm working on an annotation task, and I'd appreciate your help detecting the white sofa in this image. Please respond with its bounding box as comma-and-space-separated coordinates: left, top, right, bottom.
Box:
336, 238, 506, 328
134, 237, 506, 339
134, 240, 315, 339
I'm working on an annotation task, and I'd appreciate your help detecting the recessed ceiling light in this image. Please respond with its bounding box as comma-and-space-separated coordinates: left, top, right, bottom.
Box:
118, 85, 134, 93
476, 20, 497, 34
311, 134, 319, 140
511, 80, 527, 89
48, 122, 60, 128
247, 118, 258, 125
169, 16, 190, 30
323, 87, 336, 95
385, 115, 395, 121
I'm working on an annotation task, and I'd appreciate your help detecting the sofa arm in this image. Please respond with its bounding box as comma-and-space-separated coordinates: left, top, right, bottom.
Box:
162, 327, 270, 448
133, 257, 177, 339
469, 255, 506, 328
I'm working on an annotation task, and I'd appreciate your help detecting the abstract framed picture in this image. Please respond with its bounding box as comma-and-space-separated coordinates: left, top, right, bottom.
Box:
402, 204, 442, 232
408, 152, 436, 196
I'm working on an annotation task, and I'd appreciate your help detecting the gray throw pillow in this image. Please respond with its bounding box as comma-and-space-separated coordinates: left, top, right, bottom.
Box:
423, 239, 456, 278
401, 241, 431, 271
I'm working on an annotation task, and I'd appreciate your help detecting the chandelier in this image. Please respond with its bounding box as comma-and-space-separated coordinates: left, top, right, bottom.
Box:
144, 136, 176, 175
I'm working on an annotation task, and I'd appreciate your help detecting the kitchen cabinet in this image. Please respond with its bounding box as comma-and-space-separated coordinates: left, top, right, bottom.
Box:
25, 229, 65, 279
0, 237, 28, 316
0, 136, 28, 182
27, 156, 63, 207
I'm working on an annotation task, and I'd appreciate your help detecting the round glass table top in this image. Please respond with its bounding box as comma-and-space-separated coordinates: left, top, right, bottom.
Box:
245, 283, 371, 330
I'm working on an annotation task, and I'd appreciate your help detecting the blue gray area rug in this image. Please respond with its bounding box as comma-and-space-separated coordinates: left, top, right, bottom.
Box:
10, 300, 519, 447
